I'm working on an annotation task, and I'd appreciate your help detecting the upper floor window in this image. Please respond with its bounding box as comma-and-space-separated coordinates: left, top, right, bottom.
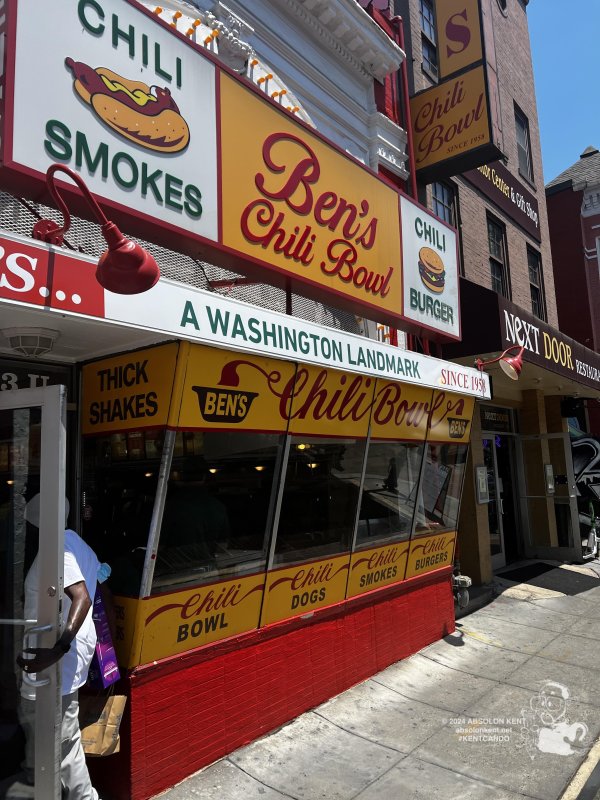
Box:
487, 215, 510, 298
432, 181, 456, 226
527, 246, 546, 321
420, 0, 438, 80
515, 104, 534, 182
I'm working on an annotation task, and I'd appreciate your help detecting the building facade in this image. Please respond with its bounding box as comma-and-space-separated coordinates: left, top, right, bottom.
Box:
546, 146, 600, 432
0, 2, 486, 798
399, 0, 600, 583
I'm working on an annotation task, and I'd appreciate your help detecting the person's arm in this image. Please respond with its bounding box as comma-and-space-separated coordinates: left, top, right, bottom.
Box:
17, 581, 92, 674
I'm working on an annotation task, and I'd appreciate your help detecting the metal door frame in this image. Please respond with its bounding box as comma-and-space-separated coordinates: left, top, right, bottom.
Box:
0, 384, 66, 799
482, 433, 507, 570
518, 431, 582, 562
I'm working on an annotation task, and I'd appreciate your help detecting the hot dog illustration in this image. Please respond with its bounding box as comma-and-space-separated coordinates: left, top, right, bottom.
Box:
65, 58, 190, 153
418, 246, 446, 294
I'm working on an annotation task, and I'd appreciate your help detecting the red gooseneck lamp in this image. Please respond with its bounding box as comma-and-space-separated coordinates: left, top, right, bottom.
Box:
475, 345, 525, 381
32, 165, 160, 294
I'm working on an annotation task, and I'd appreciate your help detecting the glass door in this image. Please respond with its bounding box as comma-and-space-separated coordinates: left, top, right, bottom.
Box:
484, 433, 521, 570
483, 436, 505, 569
0, 385, 66, 799
519, 432, 581, 561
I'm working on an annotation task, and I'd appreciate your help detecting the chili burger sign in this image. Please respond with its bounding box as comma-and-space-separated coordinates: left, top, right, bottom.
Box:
1, 0, 460, 339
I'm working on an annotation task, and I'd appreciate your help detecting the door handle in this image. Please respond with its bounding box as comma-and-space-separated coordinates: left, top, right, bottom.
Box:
499, 498, 504, 514
20, 623, 55, 688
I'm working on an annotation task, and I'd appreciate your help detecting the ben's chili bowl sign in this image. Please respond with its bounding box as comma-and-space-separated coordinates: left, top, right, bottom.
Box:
219, 73, 404, 323
6, 0, 218, 241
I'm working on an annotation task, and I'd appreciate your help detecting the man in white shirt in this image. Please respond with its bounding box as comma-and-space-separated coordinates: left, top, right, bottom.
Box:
17, 494, 106, 800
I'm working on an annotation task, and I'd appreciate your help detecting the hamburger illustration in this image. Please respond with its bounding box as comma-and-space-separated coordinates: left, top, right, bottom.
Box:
65, 58, 190, 153
418, 246, 446, 294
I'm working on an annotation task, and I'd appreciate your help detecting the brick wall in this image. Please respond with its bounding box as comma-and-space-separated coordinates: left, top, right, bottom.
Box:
546, 187, 591, 345
90, 570, 455, 800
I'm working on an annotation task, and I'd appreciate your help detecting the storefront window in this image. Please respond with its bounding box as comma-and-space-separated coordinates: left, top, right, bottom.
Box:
273, 436, 367, 566
414, 443, 468, 534
81, 429, 165, 595
356, 440, 424, 546
153, 430, 283, 591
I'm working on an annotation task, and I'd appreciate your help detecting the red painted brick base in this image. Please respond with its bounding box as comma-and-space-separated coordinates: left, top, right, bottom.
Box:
89, 568, 454, 800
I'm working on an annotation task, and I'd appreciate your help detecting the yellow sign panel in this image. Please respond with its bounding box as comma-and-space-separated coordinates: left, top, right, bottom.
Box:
405, 532, 456, 578
410, 65, 490, 173
428, 391, 475, 444
81, 343, 179, 434
287, 364, 374, 438
347, 541, 409, 597
112, 595, 144, 670
370, 381, 433, 441
176, 343, 297, 433
132, 574, 264, 664
220, 73, 403, 319
436, 0, 483, 79
261, 554, 350, 625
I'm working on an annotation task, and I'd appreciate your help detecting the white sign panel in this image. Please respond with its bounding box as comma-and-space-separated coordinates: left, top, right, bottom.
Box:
106, 282, 489, 396
10, 0, 218, 240
400, 196, 460, 339
0, 230, 490, 399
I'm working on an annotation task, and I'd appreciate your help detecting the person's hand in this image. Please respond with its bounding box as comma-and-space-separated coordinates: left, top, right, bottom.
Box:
17, 646, 62, 674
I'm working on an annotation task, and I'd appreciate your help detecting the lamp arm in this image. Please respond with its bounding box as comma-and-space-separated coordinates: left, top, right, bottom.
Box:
46, 164, 110, 228
475, 345, 525, 372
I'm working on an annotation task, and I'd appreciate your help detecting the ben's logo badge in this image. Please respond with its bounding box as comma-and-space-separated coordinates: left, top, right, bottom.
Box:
65, 58, 190, 153
448, 417, 467, 438
192, 387, 258, 423
418, 246, 446, 294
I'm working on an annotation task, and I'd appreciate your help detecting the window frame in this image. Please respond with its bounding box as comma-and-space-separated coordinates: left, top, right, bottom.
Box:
515, 104, 534, 184
419, 0, 438, 80
487, 214, 511, 298
432, 181, 456, 226
354, 437, 427, 549
527, 245, 547, 321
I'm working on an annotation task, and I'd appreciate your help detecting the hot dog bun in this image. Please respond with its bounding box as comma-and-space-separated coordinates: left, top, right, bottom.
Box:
418, 246, 446, 294
91, 94, 190, 152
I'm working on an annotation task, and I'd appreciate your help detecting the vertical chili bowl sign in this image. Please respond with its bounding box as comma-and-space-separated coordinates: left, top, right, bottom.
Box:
400, 196, 459, 340
2, 0, 218, 247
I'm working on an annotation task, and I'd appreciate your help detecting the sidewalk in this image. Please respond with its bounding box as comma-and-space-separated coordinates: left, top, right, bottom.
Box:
154, 561, 600, 800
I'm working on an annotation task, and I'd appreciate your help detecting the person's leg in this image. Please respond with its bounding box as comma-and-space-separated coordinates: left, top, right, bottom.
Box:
61, 691, 98, 800
17, 696, 36, 785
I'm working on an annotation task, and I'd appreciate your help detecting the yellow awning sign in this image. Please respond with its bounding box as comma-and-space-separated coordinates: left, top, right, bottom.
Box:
347, 541, 409, 598
81, 343, 179, 435
261, 554, 350, 626
405, 531, 456, 578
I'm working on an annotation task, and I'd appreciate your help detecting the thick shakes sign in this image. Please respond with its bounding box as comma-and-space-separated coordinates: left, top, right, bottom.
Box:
1, 0, 461, 338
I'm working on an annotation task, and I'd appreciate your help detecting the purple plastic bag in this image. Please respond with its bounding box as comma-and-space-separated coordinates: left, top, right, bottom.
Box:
88, 589, 120, 689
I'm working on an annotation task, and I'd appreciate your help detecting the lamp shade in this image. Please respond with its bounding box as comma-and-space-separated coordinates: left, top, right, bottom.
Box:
95, 223, 160, 294
499, 349, 524, 380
